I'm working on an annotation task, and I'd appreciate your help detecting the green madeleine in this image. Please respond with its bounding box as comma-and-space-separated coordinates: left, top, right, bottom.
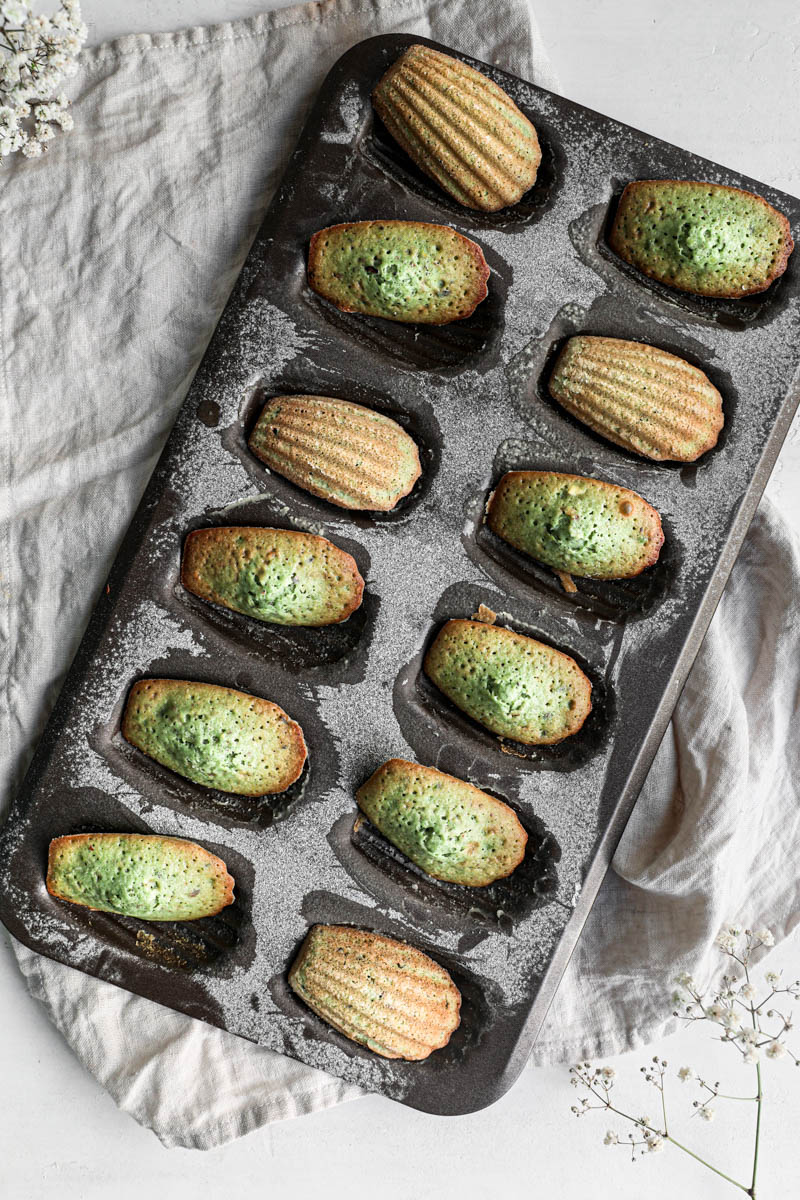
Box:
122, 679, 306, 795
424, 619, 592, 745
356, 758, 526, 886
307, 220, 489, 323
46, 833, 234, 921
248, 396, 421, 512
486, 471, 664, 579
181, 526, 364, 626
610, 180, 793, 297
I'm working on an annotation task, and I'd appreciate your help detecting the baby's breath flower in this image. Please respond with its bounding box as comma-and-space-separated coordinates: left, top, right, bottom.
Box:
0, 1, 85, 160
23, 15, 50, 34
1, 2, 29, 22
575, 934, 798, 1182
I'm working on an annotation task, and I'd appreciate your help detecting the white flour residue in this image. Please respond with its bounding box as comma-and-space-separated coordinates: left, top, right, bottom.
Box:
319, 79, 365, 144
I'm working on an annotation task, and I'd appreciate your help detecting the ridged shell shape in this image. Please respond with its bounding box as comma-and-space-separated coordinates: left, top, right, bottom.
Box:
372, 44, 542, 212
248, 395, 421, 511
289, 925, 461, 1060
548, 336, 724, 462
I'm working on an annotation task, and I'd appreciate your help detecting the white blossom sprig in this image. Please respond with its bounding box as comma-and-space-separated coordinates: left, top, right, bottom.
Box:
674, 927, 800, 1069
570, 926, 799, 1198
0, 1, 87, 160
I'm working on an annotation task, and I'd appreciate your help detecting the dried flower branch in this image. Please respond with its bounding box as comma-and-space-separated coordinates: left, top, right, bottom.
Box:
570, 927, 799, 1198
0, 1, 87, 160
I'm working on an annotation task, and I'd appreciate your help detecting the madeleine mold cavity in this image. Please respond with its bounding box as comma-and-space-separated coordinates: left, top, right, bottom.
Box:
1, 34, 800, 1117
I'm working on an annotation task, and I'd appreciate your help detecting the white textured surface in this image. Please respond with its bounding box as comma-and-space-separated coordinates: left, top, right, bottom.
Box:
1, 1, 799, 1196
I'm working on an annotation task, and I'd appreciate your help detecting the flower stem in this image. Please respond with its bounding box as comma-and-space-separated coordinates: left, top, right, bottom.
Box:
746, 959, 763, 1200
578, 1078, 751, 1193
660, 1081, 668, 1136
665, 1135, 750, 1193
751, 1062, 763, 1199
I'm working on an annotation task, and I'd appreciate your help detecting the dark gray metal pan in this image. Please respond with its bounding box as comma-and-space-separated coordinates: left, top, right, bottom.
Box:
1, 33, 798, 1114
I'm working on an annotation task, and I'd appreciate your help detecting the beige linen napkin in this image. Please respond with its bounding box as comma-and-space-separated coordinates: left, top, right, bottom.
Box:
3, 0, 799, 1150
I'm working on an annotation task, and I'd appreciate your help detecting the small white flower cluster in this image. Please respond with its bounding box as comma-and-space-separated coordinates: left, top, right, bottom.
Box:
672, 926, 799, 1068
569, 1059, 669, 1162
713, 927, 740, 954
570, 924, 798, 1185
633, 1111, 665, 1153
0, 1, 86, 160
714, 925, 775, 954
602, 1122, 664, 1156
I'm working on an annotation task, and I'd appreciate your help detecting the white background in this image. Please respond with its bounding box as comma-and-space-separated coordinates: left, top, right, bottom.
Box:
2, 2, 800, 1197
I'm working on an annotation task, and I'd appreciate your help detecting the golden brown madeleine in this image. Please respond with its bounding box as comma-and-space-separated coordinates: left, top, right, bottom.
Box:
609, 180, 793, 298
486, 471, 664, 580
47, 833, 235, 921
307, 220, 489, 324
289, 924, 461, 1060
122, 679, 307, 796
248, 396, 421, 511
424, 618, 592, 745
372, 44, 541, 212
356, 758, 527, 886
548, 336, 724, 462
181, 526, 364, 626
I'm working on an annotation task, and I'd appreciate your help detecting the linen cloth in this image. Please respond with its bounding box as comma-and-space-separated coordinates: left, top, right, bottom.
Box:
2, 0, 799, 1151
